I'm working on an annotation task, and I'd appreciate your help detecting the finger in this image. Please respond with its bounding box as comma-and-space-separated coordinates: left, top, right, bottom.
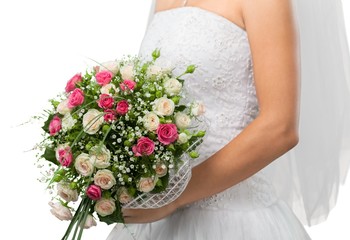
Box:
122, 208, 132, 217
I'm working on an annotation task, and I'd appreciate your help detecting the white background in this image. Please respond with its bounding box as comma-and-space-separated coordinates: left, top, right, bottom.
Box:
0, 0, 349, 239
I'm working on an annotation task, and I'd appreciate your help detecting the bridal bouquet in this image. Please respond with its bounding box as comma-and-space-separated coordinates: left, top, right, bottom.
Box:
34, 49, 207, 239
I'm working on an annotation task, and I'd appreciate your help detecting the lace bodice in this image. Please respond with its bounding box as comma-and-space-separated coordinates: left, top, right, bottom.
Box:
138, 7, 277, 210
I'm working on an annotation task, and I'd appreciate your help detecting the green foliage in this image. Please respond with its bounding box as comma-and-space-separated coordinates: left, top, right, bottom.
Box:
151, 174, 169, 193
42, 114, 55, 133
41, 147, 59, 165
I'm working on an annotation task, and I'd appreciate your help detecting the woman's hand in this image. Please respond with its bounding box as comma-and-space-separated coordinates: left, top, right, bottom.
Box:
122, 201, 178, 224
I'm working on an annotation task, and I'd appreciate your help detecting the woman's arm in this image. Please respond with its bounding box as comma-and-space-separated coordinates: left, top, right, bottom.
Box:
123, 0, 300, 223
173, 0, 300, 208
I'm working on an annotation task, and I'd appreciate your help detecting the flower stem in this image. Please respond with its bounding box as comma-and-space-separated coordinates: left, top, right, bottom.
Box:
61, 198, 85, 240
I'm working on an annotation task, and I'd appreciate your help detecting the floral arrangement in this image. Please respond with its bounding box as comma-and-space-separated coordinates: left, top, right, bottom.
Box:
34, 49, 206, 239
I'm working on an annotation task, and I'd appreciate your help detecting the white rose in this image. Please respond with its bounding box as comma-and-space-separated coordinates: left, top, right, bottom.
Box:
94, 169, 116, 190
153, 97, 175, 116
74, 153, 94, 176
83, 214, 97, 229
57, 182, 79, 202
57, 99, 71, 115
137, 177, 157, 193
191, 101, 206, 116
83, 109, 104, 135
89, 144, 111, 169
143, 112, 160, 131
100, 61, 119, 75
164, 78, 182, 96
177, 132, 190, 144
49, 202, 72, 221
175, 112, 191, 129
120, 65, 134, 80
157, 60, 173, 74
117, 187, 133, 204
100, 83, 118, 95
95, 198, 116, 217
147, 65, 163, 79
62, 113, 77, 132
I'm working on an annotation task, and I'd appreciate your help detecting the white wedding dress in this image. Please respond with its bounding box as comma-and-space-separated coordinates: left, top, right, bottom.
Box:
106, 6, 312, 240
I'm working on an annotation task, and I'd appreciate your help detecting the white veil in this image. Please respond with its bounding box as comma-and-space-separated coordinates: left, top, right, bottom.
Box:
145, 0, 350, 226
265, 0, 350, 226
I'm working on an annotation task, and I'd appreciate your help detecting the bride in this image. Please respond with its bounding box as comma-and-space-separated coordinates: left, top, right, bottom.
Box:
107, 0, 350, 239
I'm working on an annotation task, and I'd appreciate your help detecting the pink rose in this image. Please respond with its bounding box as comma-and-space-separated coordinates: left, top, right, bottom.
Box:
97, 94, 114, 109
56, 146, 73, 167
120, 79, 136, 92
132, 137, 155, 156
65, 73, 82, 93
116, 100, 129, 115
49, 115, 62, 136
96, 70, 113, 86
68, 88, 85, 108
104, 109, 116, 122
157, 124, 178, 145
86, 184, 102, 201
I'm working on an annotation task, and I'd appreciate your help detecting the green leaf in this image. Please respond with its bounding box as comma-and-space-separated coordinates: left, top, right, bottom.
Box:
42, 114, 55, 133
151, 174, 169, 193
175, 105, 186, 112
42, 147, 59, 165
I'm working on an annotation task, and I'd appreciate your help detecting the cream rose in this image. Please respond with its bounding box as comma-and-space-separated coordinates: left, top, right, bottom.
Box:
62, 113, 77, 132
177, 132, 190, 144
57, 99, 71, 115
117, 187, 133, 204
49, 202, 72, 221
143, 112, 160, 131
158, 60, 173, 75
83, 109, 104, 135
137, 177, 157, 193
89, 144, 111, 169
147, 65, 163, 79
153, 97, 175, 117
100, 83, 118, 95
95, 198, 116, 217
164, 78, 182, 96
74, 153, 94, 176
155, 162, 168, 177
83, 214, 97, 229
57, 182, 78, 202
100, 61, 119, 75
120, 65, 134, 80
191, 101, 206, 116
175, 112, 191, 129
94, 169, 116, 190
